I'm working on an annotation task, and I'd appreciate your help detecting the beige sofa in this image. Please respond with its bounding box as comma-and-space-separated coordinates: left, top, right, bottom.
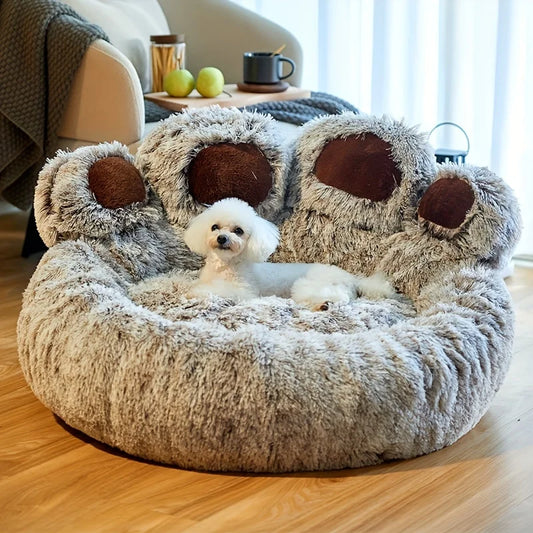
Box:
57, 0, 303, 153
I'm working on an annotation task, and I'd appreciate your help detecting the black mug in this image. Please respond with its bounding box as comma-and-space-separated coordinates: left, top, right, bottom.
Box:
243, 52, 295, 84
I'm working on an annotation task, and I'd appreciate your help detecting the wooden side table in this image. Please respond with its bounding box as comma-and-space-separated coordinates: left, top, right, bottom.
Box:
144, 84, 311, 112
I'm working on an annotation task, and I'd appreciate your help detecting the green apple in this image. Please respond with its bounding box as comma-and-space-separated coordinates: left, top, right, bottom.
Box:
196, 67, 225, 97
163, 69, 195, 97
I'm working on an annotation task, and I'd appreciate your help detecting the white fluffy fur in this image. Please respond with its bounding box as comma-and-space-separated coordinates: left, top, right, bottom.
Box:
183, 198, 396, 309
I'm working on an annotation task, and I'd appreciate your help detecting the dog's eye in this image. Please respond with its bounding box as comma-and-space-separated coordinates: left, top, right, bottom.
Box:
211, 224, 219, 231
233, 227, 244, 236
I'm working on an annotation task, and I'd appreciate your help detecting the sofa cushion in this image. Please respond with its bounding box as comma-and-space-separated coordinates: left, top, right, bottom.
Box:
61, 0, 170, 92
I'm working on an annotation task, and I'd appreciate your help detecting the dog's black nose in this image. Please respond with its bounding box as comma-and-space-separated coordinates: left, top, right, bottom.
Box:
217, 235, 228, 245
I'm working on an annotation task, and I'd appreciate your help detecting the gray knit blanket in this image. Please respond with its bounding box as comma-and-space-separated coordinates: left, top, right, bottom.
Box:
242, 91, 360, 124
0, 0, 107, 209
144, 91, 360, 125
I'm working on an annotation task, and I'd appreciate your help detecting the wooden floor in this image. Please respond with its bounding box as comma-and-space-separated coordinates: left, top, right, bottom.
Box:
1, 203, 532, 533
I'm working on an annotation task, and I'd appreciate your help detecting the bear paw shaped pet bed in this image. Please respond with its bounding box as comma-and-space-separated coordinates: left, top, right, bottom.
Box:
18, 107, 521, 472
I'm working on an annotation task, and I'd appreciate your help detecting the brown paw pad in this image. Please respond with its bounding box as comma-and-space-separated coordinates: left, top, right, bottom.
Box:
418, 177, 475, 229
314, 134, 401, 201
88, 157, 146, 209
188, 143, 272, 207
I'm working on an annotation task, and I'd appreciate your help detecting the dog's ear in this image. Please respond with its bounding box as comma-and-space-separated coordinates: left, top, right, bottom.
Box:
183, 213, 210, 256
245, 216, 280, 262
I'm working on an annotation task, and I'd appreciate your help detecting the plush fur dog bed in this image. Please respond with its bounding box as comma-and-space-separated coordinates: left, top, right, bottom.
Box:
18, 107, 521, 472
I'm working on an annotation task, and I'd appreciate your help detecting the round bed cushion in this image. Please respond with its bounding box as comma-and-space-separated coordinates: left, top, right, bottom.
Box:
18, 108, 521, 472
19, 244, 513, 472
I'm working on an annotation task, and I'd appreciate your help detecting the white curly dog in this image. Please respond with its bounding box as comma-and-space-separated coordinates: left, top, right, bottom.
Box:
183, 198, 396, 310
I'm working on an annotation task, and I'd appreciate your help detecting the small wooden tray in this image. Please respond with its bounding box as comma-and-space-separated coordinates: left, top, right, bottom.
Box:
144, 83, 311, 112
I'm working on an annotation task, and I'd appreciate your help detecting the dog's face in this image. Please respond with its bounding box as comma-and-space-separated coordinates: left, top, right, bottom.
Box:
183, 198, 280, 263
207, 220, 251, 261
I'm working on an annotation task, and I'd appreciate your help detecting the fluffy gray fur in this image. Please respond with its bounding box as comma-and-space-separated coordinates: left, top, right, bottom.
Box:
19, 107, 520, 472
35, 141, 200, 279
135, 106, 290, 228
380, 164, 522, 300
274, 113, 436, 274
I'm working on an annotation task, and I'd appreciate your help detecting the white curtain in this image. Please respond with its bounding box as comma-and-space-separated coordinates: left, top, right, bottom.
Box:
232, 0, 533, 257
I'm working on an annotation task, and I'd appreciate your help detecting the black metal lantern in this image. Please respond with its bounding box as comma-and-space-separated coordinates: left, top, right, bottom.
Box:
429, 122, 470, 164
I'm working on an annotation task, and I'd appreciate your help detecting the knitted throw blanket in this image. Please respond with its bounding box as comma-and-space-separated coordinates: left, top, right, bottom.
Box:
0, 0, 107, 209
144, 91, 360, 126
242, 91, 359, 125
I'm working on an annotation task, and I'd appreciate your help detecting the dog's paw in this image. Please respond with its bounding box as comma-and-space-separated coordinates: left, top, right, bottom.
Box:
298, 299, 334, 312
355, 271, 397, 300
291, 274, 353, 311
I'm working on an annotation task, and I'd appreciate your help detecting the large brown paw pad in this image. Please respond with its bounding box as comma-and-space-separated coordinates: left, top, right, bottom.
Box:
88, 156, 146, 209
34, 143, 157, 247
418, 177, 475, 232
135, 108, 287, 228
188, 143, 272, 207
314, 134, 401, 201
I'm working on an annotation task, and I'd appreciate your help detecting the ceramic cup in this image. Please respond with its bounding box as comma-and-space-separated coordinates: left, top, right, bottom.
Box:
243, 52, 295, 84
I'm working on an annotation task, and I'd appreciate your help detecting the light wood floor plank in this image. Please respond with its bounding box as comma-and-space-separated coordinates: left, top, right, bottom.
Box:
1, 203, 532, 532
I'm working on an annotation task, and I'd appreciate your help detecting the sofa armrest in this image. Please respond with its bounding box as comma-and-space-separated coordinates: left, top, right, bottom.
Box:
158, 0, 303, 86
57, 39, 145, 146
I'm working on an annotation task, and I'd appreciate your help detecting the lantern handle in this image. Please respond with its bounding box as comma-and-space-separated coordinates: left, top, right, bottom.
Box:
429, 122, 470, 155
